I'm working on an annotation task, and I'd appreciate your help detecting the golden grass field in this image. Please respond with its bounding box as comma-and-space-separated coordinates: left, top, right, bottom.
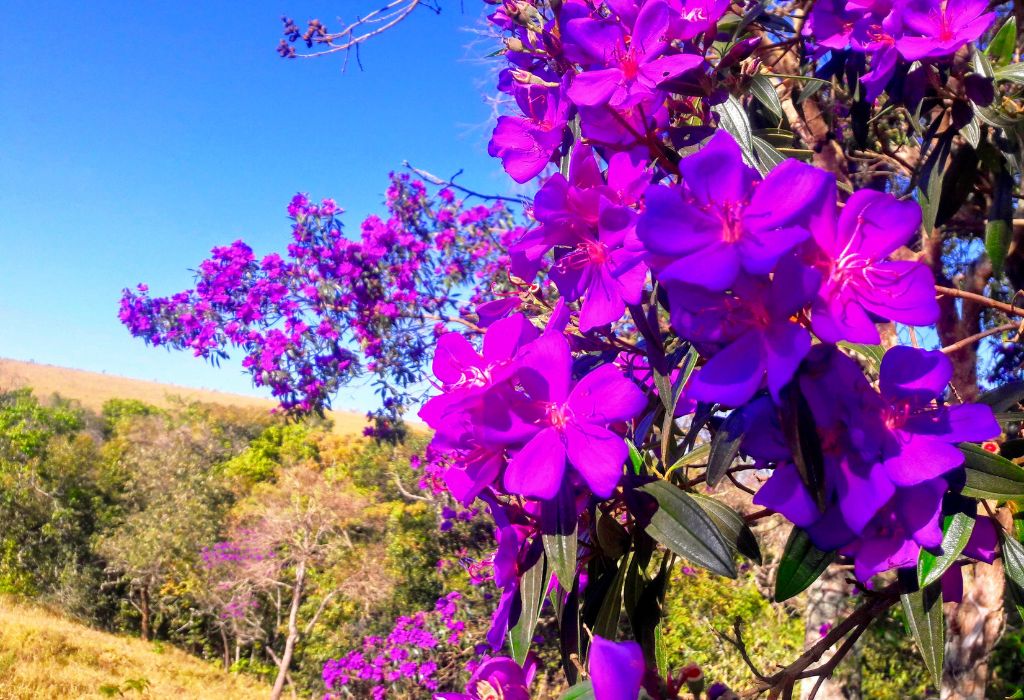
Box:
0, 357, 371, 435
0, 597, 267, 700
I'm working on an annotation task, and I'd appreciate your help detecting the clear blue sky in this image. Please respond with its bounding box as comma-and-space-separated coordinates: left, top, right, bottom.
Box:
0, 0, 511, 410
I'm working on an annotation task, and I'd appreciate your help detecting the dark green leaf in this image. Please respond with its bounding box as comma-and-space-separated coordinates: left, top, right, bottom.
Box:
691, 493, 762, 564
961, 113, 981, 149
707, 409, 744, 487
901, 581, 945, 689
640, 481, 737, 578
559, 681, 596, 700
752, 136, 787, 172
978, 381, 1024, 411
780, 384, 827, 510
593, 553, 629, 638
750, 74, 784, 122
596, 510, 630, 559
959, 443, 1024, 500
973, 48, 996, 78
918, 511, 975, 587
509, 555, 547, 665
774, 527, 836, 602
1003, 533, 1024, 588
713, 96, 756, 167
987, 16, 1017, 65
995, 62, 1024, 84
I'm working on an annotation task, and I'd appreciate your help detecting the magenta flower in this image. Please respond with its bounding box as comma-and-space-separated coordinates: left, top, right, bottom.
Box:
564, 0, 705, 109
875, 346, 999, 486
488, 83, 570, 184
504, 332, 648, 498
810, 188, 939, 344
896, 0, 995, 61
589, 636, 645, 700
434, 656, 536, 700
638, 131, 833, 291
668, 258, 820, 406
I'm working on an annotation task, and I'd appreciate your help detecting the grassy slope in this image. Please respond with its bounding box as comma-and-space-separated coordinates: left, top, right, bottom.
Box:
0, 357, 370, 434
0, 597, 267, 700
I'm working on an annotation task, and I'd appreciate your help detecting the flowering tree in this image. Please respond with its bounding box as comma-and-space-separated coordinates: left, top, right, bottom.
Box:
121, 0, 1024, 697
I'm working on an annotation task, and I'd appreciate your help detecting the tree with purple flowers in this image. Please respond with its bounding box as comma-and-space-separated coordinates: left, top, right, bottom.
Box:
120, 0, 1024, 697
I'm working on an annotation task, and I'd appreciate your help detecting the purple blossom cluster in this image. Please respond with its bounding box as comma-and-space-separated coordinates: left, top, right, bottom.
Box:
808, 0, 995, 99
322, 592, 483, 699
120, 175, 522, 422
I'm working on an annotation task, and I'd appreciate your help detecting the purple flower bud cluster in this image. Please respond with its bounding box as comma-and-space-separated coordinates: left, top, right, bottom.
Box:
120, 175, 522, 417
322, 592, 484, 699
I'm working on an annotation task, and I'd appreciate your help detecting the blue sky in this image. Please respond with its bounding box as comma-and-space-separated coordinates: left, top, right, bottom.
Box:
0, 0, 512, 409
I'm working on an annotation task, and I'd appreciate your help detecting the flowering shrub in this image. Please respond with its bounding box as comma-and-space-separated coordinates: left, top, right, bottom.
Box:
322, 592, 487, 699
121, 0, 1024, 697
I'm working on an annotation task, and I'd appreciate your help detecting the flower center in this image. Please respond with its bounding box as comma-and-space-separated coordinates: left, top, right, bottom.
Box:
557, 238, 609, 271
546, 402, 572, 430
717, 201, 745, 244
475, 680, 504, 700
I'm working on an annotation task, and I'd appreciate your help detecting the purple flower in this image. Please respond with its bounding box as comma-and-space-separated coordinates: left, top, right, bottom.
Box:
488, 83, 570, 184
809, 188, 938, 343
504, 332, 648, 498
564, 0, 705, 109
897, 0, 995, 60
668, 258, 819, 406
589, 636, 645, 700
638, 131, 833, 291
434, 655, 536, 700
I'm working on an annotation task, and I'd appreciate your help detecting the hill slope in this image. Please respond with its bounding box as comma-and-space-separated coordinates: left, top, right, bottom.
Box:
0, 597, 268, 700
0, 358, 369, 434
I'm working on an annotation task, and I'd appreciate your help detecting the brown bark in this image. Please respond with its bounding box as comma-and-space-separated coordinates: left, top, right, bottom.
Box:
941, 560, 1007, 699
270, 561, 306, 700
139, 585, 151, 642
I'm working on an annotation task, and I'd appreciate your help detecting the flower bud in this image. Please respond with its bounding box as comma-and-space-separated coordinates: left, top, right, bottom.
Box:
681, 663, 704, 696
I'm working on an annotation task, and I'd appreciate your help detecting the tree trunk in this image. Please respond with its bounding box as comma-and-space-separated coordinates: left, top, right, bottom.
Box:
270, 562, 306, 700
219, 626, 231, 671
139, 585, 151, 642
800, 566, 851, 700
941, 561, 1007, 699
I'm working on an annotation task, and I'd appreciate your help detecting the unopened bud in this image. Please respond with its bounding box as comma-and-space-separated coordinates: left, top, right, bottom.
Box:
504, 36, 527, 53
504, 0, 545, 31
510, 69, 559, 87
681, 663, 704, 696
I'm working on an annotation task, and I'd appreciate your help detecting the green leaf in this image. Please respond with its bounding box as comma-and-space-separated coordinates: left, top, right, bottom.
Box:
901, 581, 945, 689
978, 381, 1024, 411
918, 153, 945, 234
596, 510, 630, 559
973, 48, 996, 78
837, 342, 886, 375
665, 443, 710, 477
917, 511, 975, 587
593, 553, 629, 639
713, 96, 757, 169
750, 74, 784, 122
628, 438, 644, 475
707, 409, 744, 487
691, 493, 762, 564
987, 16, 1017, 66
559, 681, 596, 700
960, 114, 981, 150
653, 623, 668, 677
986, 219, 1011, 277
959, 443, 1024, 500
1003, 533, 1024, 588
544, 529, 578, 594
509, 554, 547, 665
752, 136, 787, 173
774, 527, 836, 602
639, 481, 737, 578
996, 62, 1024, 85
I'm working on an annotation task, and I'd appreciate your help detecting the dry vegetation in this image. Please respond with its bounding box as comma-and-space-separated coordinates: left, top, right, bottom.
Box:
0, 597, 268, 700
0, 358, 370, 434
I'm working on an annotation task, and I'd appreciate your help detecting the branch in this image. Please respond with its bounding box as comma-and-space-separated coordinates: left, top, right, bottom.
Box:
935, 285, 1024, 318
402, 162, 530, 205
940, 323, 1018, 355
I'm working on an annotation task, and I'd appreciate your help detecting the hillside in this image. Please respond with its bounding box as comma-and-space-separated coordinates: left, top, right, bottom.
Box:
0, 597, 268, 700
0, 358, 370, 435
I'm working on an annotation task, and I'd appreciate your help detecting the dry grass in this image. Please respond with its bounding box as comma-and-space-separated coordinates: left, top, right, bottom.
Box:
0, 358, 370, 435
0, 597, 268, 700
